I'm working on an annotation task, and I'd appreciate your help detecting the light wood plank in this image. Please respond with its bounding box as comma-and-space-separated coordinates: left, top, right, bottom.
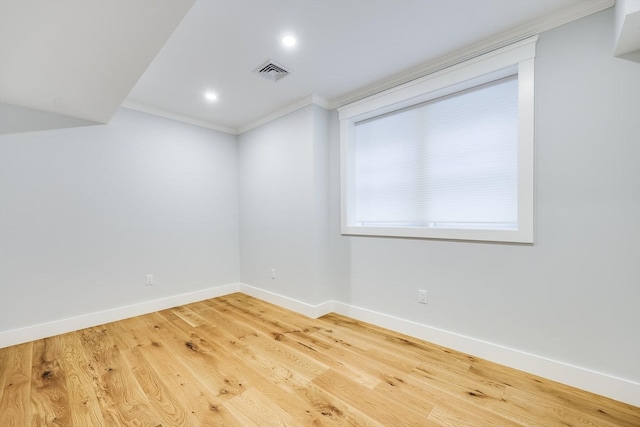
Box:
120, 345, 196, 426
468, 361, 640, 427
225, 387, 297, 427
0, 343, 10, 403
312, 368, 435, 426
79, 325, 163, 426
0, 292, 638, 426
0, 342, 33, 427
135, 340, 240, 426
57, 332, 106, 427
30, 336, 70, 426
171, 304, 209, 327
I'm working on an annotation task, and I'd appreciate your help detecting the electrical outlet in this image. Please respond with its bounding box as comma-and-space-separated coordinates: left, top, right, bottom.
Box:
270, 268, 276, 279
146, 274, 153, 286
418, 289, 427, 304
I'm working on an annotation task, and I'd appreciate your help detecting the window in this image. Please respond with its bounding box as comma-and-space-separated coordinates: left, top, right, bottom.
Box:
339, 37, 537, 243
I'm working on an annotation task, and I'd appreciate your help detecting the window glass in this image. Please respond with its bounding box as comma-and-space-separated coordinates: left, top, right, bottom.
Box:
353, 77, 518, 230
339, 37, 537, 243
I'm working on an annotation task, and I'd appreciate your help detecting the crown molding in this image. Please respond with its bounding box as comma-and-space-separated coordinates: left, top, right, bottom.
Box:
236, 94, 329, 135
122, 94, 329, 136
327, 0, 614, 110
121, 0, 613, 134
121, 100, 237, 135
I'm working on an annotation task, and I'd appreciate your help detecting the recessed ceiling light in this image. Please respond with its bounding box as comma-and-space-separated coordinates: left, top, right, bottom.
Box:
282, 35, 296, 47
204, 92, 218, 102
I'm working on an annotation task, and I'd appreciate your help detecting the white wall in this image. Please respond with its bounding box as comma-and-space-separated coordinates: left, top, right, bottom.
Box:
614, 0, 640, 58
0, 108, 239, 333
239, 104, 331, 305
328, 109, 351, 304
0, 5, 637, 404
331, 8, 640, 384
311, 105, 332, 303
235, 10, 639, 397
0, 102, 98, 135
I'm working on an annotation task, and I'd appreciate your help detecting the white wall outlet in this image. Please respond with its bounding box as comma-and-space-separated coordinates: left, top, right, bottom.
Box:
270, 268, 276, 279
146, 274, 153, 286
418, 289, 428, 304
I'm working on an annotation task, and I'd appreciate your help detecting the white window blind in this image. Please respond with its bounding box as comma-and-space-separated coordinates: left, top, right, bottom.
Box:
353, 76, 518, 230
339, 36, 536, 243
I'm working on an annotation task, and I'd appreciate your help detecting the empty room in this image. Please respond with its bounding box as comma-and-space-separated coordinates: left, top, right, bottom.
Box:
1, 0, 639, 425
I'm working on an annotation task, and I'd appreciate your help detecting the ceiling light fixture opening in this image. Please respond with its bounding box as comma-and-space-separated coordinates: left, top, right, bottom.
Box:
282, 35, 296, 47
204, 92, 218, 102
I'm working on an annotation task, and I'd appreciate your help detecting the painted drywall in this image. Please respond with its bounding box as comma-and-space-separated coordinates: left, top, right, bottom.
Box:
311, 105, 332, 303
0, 103, 99, 135
614, 0, 640, 58
0, 1, 195, 123
238, 104, 331, 305
0, 3, 636, 403
330, 8, 640, 383
328, 109, 352, 304
0, 108, 239, 332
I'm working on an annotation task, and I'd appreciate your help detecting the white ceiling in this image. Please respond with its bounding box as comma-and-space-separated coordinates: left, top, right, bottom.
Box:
1, 0, 614, 134
0, 0, 195, 124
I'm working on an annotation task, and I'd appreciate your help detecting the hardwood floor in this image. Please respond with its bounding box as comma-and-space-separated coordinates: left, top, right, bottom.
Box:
1, 293, 638, 426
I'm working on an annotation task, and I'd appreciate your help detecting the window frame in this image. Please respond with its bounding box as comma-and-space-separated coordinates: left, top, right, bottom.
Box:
339, 36, 537, 244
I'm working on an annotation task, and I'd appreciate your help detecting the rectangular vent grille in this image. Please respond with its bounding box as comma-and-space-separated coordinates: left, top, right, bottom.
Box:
255, 60, 291, 81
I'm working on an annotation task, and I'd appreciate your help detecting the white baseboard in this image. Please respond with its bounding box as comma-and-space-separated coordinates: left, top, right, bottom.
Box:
328, 301, 640, 407
2, 282, 637, 406
0, 282, 240, 349
238, 283, 334, 319
237, 284, 639, 406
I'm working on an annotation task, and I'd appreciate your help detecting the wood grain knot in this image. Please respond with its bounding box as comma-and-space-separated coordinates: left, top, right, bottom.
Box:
318, 404, 342, 417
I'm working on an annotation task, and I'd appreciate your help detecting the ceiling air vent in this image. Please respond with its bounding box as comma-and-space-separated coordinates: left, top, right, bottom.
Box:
254, 60, 291, 82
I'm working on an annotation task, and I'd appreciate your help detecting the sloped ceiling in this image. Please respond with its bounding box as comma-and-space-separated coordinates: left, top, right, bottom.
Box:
0, 0, 195, 124
615, 0, 640, 58
1, 0, 614, 134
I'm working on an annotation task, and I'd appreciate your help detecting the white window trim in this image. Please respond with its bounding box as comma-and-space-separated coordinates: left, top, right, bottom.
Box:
339, 36, 537, 244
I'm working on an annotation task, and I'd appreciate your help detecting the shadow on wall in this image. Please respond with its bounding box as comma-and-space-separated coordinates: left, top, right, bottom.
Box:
0, 103, 101, 135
